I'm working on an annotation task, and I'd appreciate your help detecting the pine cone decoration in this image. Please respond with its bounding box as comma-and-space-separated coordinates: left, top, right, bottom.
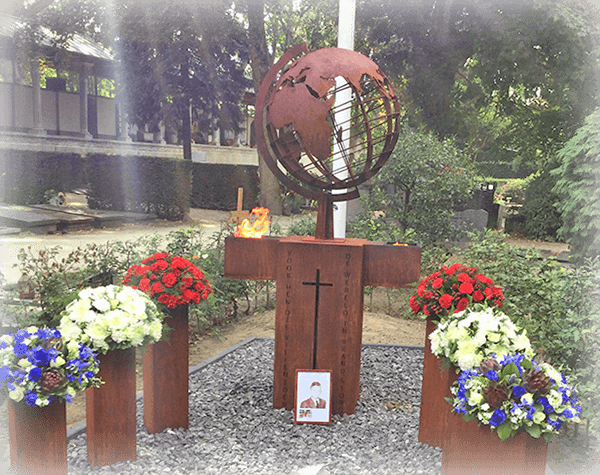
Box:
40, 370, 64, 392
483, 382, 508, 409
478, 358, 501, 374
523, 368, 551, 394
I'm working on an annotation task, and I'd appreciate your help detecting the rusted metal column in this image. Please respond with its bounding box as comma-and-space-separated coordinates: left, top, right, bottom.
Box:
86, 348, 137, 466
8, 399, 67, 475
418, 317, 458, 448
273, 237, 365, 415
442, 415, 548, 474
143, 304, 189, 433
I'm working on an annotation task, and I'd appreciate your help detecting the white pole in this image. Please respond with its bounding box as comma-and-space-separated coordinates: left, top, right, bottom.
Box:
333, 0, 356, 238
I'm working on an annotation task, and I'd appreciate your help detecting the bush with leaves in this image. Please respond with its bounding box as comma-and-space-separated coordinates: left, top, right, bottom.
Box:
518, 170, 563, 241
363, 128, 476, 245
553, 108, 600, 263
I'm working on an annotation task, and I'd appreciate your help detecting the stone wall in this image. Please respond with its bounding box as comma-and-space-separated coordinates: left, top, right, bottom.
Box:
0, 131, 259, 166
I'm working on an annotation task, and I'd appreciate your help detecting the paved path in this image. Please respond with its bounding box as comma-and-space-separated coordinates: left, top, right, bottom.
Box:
0, 206, 297, 285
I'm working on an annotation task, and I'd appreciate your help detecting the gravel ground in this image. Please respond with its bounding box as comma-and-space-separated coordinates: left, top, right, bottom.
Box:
66, 338, 443, 475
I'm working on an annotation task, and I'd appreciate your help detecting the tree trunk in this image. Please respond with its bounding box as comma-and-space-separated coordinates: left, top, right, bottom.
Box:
246, 0, 283, 215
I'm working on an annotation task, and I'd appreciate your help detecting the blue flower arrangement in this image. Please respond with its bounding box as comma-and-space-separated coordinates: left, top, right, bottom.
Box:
447, 353, 581, 441
0, 326, 101, 407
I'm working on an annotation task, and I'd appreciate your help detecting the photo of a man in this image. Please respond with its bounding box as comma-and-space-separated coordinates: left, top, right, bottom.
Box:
300, 381, 327, 409
295, 369, 332, 424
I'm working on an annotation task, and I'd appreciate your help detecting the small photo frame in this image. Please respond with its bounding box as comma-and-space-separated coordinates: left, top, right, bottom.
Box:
294, 369, 332, 425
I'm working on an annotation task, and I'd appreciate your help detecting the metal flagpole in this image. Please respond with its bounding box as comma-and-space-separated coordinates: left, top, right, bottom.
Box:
333, 0, 356, 238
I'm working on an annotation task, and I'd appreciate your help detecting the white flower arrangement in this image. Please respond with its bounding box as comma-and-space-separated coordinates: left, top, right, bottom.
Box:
429, 305, 534, 371
59, 285, 166, 354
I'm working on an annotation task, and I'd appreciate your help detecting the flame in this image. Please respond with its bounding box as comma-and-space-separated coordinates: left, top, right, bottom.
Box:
393, 242, 409, 246
235, 207, 271, 238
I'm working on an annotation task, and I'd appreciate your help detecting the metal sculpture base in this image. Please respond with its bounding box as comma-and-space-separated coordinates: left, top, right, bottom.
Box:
224, 235, 420, 415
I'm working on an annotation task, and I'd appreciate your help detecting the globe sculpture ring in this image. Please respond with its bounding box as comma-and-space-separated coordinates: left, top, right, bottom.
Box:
254, 42, 401, 204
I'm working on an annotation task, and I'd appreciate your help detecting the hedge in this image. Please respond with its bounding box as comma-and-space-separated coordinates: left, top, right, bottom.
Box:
191, 162, 259, 211
0, 150, 85, 205
0, 150, 260, 219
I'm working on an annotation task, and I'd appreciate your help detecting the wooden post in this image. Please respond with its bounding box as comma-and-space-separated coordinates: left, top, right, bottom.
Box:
229, 187, 251, 227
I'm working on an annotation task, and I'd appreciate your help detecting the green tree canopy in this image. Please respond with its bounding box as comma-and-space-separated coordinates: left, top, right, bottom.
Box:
553, 108, 600, 262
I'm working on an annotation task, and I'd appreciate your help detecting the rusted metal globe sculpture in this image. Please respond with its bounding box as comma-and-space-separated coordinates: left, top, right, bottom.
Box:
255, 43, 401, 238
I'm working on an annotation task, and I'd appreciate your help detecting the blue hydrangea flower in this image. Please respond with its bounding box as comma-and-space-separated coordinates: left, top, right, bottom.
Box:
0, 341, 8, 350
499, 354, 526, 376
13, 329, 30, 344
489, 409, 507, 427
486, 370, 499, 381
561, 408, 574, 419
13, 342, 28, 357
29, 347, 52, 366
548, 419, 562, 430
537, 397, 553, 414
0, 366, 11, 382
28, 367, 42, 382
24, 390, 38, 407
512, 385, 526, 398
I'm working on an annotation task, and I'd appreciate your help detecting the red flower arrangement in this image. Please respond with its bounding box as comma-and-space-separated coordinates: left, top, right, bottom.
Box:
123, 252, 212, 309
409, 263, 504, 321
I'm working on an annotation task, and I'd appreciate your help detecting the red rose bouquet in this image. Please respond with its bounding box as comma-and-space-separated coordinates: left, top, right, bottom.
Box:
409, 263, 504, 321
123, 252, 212, 309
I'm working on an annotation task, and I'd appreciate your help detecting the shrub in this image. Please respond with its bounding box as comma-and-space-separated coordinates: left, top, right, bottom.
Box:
517, 170, 562, 241
87, 154, 191, 220
553, 108, 600, 262
364, 128, 476, 245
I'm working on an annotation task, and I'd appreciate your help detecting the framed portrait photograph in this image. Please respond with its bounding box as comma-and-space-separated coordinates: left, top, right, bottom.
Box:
294, 369, 332, 425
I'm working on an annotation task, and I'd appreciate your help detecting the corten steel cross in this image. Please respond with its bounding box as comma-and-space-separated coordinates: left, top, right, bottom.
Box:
224, 43, 421, 415
225, 236, 420, 415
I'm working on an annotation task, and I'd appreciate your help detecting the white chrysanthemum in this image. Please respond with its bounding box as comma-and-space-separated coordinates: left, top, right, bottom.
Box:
58, 318, 82, 341
92, 298, 111, 313
541, 363, 562, 384
456, 340, 481, 370
104, 309, 128, 330
513, 333, 531, 351
66, 298, 91, 323
472, 330, 487, 347
467, 390, 484, 406
111, 330, 127, 343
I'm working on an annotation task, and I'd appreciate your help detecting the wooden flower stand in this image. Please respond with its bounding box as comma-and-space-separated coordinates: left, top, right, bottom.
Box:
86, 347, 137, 466
442, 413, 548, 475
143, 304, 189, 433
7, 399, 67, 475
418, 317, 459, 448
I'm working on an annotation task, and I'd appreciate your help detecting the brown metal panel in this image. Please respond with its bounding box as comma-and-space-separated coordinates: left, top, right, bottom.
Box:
223, 235, 280, 280
363, 242, 421, 288
86, 348, 137, 467
442, 415, 548, 474
143, 305, 189, 434
273, 237, 365, 415
8, 399, 67, 474
418, 318, 458, 448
